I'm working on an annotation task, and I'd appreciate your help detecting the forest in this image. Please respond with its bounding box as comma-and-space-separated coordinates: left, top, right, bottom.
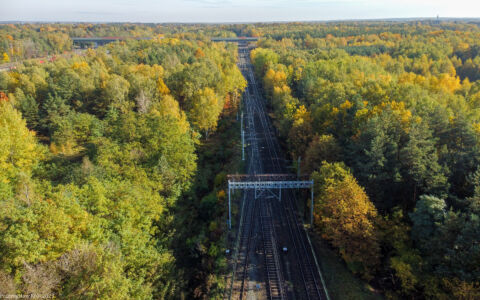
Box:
0, 26, 246, 299
249, 21, 480, 299
0, 21, 480, 299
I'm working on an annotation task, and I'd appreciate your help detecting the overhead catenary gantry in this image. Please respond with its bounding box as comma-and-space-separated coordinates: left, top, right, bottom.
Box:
227, 174, 315, 229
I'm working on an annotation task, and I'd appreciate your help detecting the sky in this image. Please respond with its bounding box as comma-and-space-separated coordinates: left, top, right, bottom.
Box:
1, 0, 480, 23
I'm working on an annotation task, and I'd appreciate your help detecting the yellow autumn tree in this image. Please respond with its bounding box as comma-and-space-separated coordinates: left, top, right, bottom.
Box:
287, 105, 313, 159
2, 52, 9, 63
157, 78, 170, 95
0, 101, 42, 184
429, 73, 461, 94
444, 278, 480, 299
312, 162, 380, 279
151, 95, 190, 134
187, 87, 222, 137
263, 68, 288, 99
263, 69, 277, 95
370, 100, 415, 132
303, 134, 341, 174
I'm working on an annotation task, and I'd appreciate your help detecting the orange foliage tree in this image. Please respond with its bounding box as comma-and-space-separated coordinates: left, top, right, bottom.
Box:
312, 162, 380, 279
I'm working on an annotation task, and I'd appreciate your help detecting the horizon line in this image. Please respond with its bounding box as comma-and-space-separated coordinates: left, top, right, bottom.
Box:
1, 16, 480, 25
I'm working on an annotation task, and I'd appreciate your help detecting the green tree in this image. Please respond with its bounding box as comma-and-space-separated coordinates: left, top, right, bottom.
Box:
400, 121, 448, 207
250, 48, 279, 77
103, 74, 131, 113
14, 88, 39, 130
410, 195, 446, 251
376, 208, 423, 296
351, 110, 405, 211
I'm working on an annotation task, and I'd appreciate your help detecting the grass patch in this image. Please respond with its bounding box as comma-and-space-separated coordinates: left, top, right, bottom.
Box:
310, 234, 384, 300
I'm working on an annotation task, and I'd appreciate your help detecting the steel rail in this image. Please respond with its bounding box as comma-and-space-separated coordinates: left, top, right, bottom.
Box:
238, 49, 285, 299
244, 48, 327, 299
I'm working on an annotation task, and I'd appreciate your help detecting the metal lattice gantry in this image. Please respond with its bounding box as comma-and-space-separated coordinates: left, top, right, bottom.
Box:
227, 174, 314, 229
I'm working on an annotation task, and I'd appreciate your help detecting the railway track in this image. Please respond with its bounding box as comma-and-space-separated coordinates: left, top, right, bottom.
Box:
241, 47, 328, 300
228, 45, 328, 300
237, 190, 257, 299
260, 199, 286, 300
229, 47, 286, 300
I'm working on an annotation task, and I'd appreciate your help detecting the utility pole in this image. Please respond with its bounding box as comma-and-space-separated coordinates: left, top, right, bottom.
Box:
241, 112, 245, 161
297, 156, 301, 178
228, 185, 231, 229
242, 129, 245, 161
241, 111, 243, 133
310, 181, 314, 226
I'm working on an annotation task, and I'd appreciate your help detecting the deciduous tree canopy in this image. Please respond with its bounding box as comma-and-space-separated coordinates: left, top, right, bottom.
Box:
250, 20, 480, 298
0, 33, 245, 299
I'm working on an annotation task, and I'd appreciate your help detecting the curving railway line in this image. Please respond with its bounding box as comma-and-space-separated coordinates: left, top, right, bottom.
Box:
227, 45, 328, 300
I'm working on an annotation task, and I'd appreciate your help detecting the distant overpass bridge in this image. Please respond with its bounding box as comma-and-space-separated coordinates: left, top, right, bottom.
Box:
72, 37, 153, 48
211, 37, 259, 45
